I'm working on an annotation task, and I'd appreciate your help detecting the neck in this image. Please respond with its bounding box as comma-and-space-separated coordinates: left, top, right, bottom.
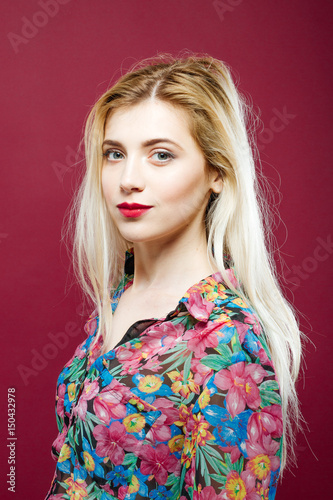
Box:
129, 230, 218, 294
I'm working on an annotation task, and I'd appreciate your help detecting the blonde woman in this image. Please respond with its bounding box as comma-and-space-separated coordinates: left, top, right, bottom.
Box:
45, 54, 302, 500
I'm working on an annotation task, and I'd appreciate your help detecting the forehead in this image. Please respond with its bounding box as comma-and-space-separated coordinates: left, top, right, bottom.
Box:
104, 99, 193, 140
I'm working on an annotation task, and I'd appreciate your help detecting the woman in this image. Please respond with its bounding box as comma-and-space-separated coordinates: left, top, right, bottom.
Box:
45, 54, 302, 499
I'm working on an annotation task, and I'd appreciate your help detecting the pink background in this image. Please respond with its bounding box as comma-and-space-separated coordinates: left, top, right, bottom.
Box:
1, 1, 332, 498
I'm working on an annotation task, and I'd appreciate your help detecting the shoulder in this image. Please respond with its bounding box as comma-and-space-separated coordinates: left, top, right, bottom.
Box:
181, 270, 272, 365
83, 308, 99, 339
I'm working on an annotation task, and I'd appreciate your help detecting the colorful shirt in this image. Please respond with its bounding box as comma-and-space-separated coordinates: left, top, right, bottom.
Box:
45, 247, 283, 500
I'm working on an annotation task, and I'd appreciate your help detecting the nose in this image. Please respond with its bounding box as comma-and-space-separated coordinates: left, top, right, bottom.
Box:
119, 156, 145, 193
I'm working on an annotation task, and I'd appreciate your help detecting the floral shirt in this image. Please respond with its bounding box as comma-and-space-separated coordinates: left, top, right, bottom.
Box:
45, 247, 283, 500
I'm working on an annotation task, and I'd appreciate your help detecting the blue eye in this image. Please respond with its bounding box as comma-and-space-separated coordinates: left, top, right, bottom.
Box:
153, 151, 175, 162
103, 150, 124, 161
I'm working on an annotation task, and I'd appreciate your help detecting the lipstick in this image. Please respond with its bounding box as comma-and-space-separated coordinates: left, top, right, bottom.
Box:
117, 203, 153, 218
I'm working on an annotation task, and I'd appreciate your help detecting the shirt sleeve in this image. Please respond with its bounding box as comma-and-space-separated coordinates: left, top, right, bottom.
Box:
178, 314, 283, 499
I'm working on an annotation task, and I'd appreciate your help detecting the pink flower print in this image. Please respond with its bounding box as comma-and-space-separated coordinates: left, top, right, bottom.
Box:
84, 312, 98, 336
243, 310, 262, 336
117, 346, 143, 375
221, 470, 260, 500
118, 485, 129, 500
93, 421, 138, 466
143, 355, 162, 372
224, 268, 240, 289
223, 444, 242, 465
147, 413, 172, 442
192, 485, 225, 500
214, 362, 267, 418
108, 378, 131, 397
185, 292, 215, 321
145, 321, 185, 353
232, 320, 251, 344
139, 443, 179, 485
257, 347, 273, 369
191, 358, 214, 386
73, 379, 99, 421
87, 337, 104, 368
183, 322, 219, 357
247, 404, 283, 443
51, 426, 68, 455
73, 342, 87, 360
184, 465, 195, 490
100, 484, 115, 496
153, 398, 179, 425
140, 328, 163, 357
56, 383, 66, 418
93, 388, 127, 425
246, 434, 281, 481
145, 398, 179, 442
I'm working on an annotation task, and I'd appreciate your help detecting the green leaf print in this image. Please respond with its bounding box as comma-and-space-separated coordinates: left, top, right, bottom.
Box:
201, 354, 231, 371
260, 380, 281, 406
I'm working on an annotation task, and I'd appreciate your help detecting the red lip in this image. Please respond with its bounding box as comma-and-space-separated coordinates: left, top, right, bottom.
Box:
117, 203, 153, 209
117, 203, 153, 219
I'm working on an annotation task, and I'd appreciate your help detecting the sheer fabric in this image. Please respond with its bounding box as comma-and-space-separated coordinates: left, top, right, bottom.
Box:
45, 248, 282, 499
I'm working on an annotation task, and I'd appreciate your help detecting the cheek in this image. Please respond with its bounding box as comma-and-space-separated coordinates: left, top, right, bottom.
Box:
101, 170, 115, 203
161, 173, 209, 211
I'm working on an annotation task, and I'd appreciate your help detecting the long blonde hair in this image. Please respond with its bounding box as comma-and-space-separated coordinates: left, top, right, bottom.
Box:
65, 52, 303, 474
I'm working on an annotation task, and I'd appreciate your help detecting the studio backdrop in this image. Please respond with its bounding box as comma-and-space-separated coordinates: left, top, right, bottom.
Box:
1, 1, 331, 498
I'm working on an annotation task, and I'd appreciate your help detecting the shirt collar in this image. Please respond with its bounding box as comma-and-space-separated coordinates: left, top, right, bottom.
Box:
122, 246, 239, 323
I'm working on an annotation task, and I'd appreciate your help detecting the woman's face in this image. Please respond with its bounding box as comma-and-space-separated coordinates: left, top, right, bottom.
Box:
101, 99, 222, 246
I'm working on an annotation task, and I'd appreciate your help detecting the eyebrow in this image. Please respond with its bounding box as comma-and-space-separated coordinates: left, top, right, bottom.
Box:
102, 138, 184, 150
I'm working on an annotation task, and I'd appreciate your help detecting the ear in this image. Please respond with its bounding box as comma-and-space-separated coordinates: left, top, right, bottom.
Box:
210, 169, 223, 194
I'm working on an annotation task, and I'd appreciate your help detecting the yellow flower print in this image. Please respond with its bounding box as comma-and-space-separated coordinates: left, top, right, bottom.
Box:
84, 381, 96, 398
225, 471, 247, 500
198, 387, 211, 409
64, 475, 88, 499
205, 283, 227, 301
167, 370, 200, 398
216, 312, 233, 325
138, 375, 163, 393
128, 396, 145, 412
82, 451, 95, 472
181, 438, 196, 468
256, 483, 269, 500
191, 413, 214, 447
167, 371, 179, 382
128, 474, 140, 494
174, 404, 193, 432
59, 443, 71, 462
247, 454, 272, 480
133, 340, 143, 350
232, 297, 249, 308
168, 434, 184, 453
68, 383, 76, 402
123, 413, 146, 433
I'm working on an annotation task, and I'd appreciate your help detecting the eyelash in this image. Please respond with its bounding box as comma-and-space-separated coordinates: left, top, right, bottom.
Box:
102, 149, 175, 163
